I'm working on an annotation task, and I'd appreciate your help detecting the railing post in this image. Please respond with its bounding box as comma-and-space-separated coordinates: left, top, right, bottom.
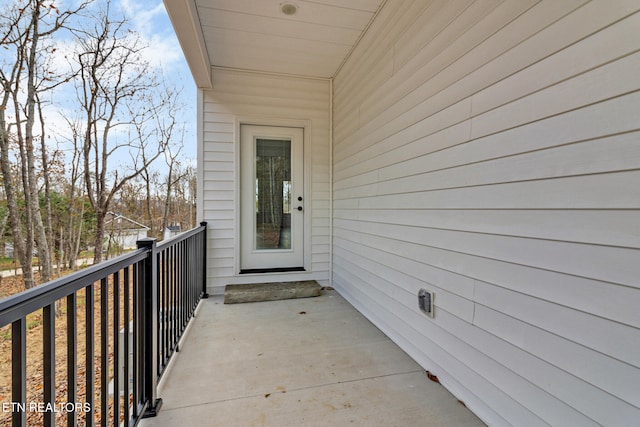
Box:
137, 238, 163, 418
12, 318, 26, 427
200, 222, 209, 298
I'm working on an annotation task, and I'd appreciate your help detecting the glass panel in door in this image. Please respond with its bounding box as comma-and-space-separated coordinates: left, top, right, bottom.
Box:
255, 139, 292, 250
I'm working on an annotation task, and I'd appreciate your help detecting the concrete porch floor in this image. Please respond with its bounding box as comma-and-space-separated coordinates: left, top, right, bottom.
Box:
140, 290, 486, 426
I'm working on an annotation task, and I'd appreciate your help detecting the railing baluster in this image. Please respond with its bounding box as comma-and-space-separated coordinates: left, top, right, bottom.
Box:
193, 234, 198, 308
12, 318, 26, 427
172, 244, 177, 351
179, 241, 183, 334
194, 234, 198, 307
188, 239, 192, 313
161, 249, 167, 370
165, 247, 171, 356
175, 243, 179, 344
181, 240, 186, 332
172, 245, 176, 346
166, 247, 171, 357
100, 277, 108, 427
165, 246, 171, 357
85, 284, 95, 427
187, 239, 192, 315
113, 271, 120, 426
179, 242, 183, 331
201, 222, 208, 298
43, 304, 56, 427
132, 262, 140, 419
123, 266, 130, 425
67, 293, 78, 427
186, 239, 191, 319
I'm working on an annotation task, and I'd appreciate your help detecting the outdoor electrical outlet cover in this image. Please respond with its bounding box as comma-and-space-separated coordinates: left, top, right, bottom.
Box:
418, 289, 434, 318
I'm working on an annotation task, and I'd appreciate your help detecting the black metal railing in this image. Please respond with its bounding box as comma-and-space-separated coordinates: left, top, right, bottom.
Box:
0, 222, 207, 427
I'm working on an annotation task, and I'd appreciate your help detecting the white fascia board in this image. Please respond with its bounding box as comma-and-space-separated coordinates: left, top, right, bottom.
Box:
163, 0, 212, 89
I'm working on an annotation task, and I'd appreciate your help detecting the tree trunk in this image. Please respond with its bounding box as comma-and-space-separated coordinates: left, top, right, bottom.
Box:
37, 95, 54, 280
144, 170, 154, 238
1, 89, 34, 288
71, 197, 85, 270
161, 164, 173, 239
94, 209, 105, 264
0, 212, 7, 257
24, 6, 51, 284
0, 133, 33, 288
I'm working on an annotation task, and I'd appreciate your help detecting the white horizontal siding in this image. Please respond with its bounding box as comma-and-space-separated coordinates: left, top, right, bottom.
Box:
200, 69, 330, 294
332, 0, 640, 426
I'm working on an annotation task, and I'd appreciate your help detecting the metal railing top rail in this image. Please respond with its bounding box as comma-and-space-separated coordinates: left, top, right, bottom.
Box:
0, 249, 148, 328
157, 223, 206, 251
0, 222, 208, 328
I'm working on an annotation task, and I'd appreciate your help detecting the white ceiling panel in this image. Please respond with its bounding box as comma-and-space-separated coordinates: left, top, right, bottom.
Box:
204, 31, 345, 76
197, 8, 361, 45
190, 0, 387, 78
196, 0, 377, 29
308, 0, 385, 12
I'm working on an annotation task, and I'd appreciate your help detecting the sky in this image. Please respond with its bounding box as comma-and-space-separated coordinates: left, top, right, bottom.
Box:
1, 0, 197, 175
117, 0, 198, 165
119, 0, 195, 89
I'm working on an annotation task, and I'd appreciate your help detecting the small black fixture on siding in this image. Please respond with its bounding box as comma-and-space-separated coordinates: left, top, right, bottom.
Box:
418, 289, 434, 318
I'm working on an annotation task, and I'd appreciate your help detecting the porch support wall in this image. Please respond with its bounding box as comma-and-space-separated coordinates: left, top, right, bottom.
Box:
201, 68, 331, 294
332, 0, 640, 426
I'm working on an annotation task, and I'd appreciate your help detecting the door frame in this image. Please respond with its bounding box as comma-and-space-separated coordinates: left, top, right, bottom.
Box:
234, 117, 312, 276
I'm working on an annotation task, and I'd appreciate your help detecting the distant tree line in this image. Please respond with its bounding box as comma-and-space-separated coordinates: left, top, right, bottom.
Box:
0, 0, 195, 290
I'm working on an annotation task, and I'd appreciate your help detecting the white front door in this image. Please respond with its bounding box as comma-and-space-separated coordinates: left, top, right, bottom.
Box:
240, 125, 304, 272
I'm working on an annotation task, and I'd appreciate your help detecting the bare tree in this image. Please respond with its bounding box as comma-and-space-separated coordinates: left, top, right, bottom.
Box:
0, 0, 89, 288
130, 82, 182, 239
160, 144, 186, 238
72, 1, 173, 263
60, 116, 88, 270
140, 165, 161, 238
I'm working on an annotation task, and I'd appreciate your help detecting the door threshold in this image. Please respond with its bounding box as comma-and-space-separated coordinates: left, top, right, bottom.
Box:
239, 267, 306, 274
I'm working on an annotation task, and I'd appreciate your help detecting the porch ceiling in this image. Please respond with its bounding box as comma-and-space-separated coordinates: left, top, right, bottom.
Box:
164, 0, 386, 87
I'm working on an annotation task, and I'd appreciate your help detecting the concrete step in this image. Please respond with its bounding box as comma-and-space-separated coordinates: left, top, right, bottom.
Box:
224, 281, 322, 304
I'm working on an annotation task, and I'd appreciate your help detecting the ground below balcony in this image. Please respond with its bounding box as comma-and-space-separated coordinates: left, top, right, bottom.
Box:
140, 290, 486, 427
